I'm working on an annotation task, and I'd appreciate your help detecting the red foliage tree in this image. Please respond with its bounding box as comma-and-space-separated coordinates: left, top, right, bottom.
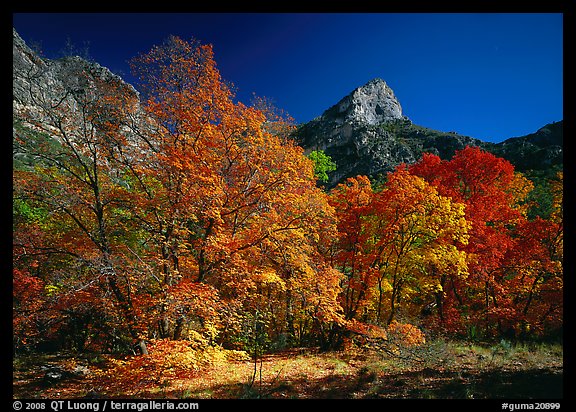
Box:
410, 146, 561, 337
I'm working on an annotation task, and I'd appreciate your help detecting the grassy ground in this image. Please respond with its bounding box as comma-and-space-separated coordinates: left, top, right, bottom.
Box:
13, 339, 563, 399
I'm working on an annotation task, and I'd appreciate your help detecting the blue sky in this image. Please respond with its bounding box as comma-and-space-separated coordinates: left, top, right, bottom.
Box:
13, 13, 563, 143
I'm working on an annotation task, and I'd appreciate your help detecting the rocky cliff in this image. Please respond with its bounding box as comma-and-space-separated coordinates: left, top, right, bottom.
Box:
13, 27, 148, 172
322, 78, 404, 126
13, 28, 140, 130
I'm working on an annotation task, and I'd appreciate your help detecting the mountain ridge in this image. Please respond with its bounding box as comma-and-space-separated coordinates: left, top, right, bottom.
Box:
293, 78, 562, 186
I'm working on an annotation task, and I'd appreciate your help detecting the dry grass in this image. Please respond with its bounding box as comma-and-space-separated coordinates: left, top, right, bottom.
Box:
13, 340, 563, 399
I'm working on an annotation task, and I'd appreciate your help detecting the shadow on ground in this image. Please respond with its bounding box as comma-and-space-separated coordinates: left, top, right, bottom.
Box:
201, 366, 563, 399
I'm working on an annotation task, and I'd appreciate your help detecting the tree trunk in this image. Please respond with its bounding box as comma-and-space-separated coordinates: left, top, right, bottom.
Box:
387, 290, 396, 325
173, 316, 185, 340
101, 258, 147, 355
285, 290, 296, 346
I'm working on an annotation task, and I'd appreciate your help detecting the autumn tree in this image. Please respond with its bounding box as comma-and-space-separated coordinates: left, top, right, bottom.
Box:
496, 170, 563, 337
327, 175, 375, 322
328, 171, 469, 330
13, 35, 346, 357
123, 35, 343, 350
249, 93, 297, 142
13, 55, 149, 353
367, 168, 469, 326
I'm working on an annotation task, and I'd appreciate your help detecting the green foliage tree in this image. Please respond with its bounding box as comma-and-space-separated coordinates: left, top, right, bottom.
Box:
307, 150, 337, 183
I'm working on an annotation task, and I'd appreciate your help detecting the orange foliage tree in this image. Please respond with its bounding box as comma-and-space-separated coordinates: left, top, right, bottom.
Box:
326, 171, 465, 353
123, 36, 343, 350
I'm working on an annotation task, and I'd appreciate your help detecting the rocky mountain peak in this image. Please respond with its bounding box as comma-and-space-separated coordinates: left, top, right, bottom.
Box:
294, 77, 487, 187
321, 77, 404, 126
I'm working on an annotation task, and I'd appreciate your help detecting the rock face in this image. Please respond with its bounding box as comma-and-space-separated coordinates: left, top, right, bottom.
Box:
326, 78, 404, 126
13, 27, 147, 169
13, 28, 45, 104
